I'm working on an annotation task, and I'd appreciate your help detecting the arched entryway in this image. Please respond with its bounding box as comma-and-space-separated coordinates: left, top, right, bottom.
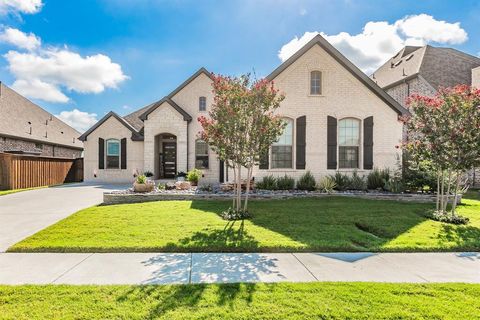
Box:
154, 133, 177, 179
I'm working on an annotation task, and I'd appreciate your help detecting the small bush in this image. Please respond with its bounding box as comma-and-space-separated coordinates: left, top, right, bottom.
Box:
157, 183, 166, 190
256, 175, 277, 190
319, 176, 337, 193
331, 172, 351, 191
135, 174, 147, 184
348, 171, 367, 191
186, 169, 202, 184
198, 184, 213, 192
429, 211, 469, 225
297, 171, 316, 191
144, 170, 154, 177
384, 178, 405, 193
221, 207, 252, 220
367, 168, 390, 190
276, 175, 295, 190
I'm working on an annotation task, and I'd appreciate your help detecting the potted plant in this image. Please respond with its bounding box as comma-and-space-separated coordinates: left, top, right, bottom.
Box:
176, 171, 187, 181
186, 169, 202, 186
133, 174, 155, 193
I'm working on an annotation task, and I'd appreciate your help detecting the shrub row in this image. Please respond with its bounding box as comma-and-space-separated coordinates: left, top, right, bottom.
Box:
255, 168, 406, 193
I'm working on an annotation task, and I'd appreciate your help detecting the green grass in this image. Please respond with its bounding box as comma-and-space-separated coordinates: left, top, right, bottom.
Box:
9, 196, 480, 252
0, 283, 479, 319
0, 186, 47, 196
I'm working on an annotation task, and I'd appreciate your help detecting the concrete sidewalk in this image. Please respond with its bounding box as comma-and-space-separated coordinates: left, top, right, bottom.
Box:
0, 252, 478, 285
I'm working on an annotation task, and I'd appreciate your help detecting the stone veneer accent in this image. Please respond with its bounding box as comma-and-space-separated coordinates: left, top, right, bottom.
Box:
103, 191, 450, 206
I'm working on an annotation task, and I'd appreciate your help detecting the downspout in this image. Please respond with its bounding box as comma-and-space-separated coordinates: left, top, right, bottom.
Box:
186, 120, 189, 170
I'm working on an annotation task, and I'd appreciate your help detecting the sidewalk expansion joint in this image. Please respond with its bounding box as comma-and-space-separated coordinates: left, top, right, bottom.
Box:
292, 253, 318, 281
188, 252, 193, 284
50, 253, 95, 284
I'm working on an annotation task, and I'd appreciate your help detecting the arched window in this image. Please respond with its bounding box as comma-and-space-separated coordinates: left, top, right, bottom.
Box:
195, 139, 209, 169
106, 139, 120, 169
199, 96, 207, 111
310, 71, 322, 95
338, 118, 360, 169
271, 118, 293, 169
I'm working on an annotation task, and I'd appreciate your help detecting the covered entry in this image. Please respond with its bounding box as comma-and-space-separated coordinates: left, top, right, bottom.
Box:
154, 133, 177, 179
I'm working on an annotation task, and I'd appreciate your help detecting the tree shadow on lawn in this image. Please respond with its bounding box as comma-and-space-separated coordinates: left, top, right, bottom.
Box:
437, 224, 480, 250
116, 283, 258, 319
188, 197, 434, 252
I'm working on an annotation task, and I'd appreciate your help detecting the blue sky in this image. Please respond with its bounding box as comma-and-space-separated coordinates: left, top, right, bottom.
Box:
1, 0, 479, 131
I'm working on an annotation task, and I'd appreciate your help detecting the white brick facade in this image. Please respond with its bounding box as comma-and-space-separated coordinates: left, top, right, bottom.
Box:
82, 39, 404, 184
473, 67, 480, 89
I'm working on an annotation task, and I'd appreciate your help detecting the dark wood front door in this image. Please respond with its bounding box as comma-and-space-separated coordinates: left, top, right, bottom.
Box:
162, 142, 176, 178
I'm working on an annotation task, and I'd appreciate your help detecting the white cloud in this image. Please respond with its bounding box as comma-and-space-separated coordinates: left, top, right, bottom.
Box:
4, 45, 128, 102
55, 109, 98, 133
0, 0, 43, 15
396, 14, 468, 44
278, 14, 468, 74
0, 27, 41, 50
11, 79, 69, 103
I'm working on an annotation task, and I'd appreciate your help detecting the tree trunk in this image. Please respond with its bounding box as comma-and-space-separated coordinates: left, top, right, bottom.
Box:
243, 166, 253, 212
443, 169, 452, 213
237, 165, 242, 212
232, 165, 237, 210
451, 172, 462, 216
439, 170, 445, 213
436, 171, 440, 211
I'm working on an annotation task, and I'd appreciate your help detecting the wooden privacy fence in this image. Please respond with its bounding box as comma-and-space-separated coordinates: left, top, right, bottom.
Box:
0, 153, 83, 190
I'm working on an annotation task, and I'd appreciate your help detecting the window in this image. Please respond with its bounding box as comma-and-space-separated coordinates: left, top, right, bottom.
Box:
338, 118, 360, 169
271, 119, 293, 169
106, 139, 120, 169
310, 71, 322, 95
199, 96, 207, 111
35, 143, 43, 149
195, 139, 209, 169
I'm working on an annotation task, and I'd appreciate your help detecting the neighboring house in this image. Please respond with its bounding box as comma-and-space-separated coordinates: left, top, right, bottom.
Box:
79, 34, 407, 184
0, 82, 83, 158
371, 45, 480, 108
473, 66, 480, 88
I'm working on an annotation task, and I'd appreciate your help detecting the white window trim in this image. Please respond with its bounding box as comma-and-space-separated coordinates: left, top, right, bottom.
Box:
308, 69, 325, 97
105, 138, 121, 170
337, 117, 362, 170
270, 117, 295, 170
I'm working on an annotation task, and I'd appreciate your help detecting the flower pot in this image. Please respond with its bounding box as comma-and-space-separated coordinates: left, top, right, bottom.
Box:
133, 180, 155, 193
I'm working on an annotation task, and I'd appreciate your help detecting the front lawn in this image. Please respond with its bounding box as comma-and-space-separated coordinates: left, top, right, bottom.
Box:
9, 196, 480, 252
1, 283, 479, 319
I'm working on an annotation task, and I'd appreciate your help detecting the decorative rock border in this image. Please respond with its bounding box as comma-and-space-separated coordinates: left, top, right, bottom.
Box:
103, 190, 460, 206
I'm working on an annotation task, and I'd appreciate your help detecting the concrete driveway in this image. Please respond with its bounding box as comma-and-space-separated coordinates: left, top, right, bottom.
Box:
0, 183, 129, 252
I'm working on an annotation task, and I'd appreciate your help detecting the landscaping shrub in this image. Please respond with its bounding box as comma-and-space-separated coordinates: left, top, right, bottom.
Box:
403, 156, 437, 193
220, 207, 252, 220
276, 175, 295, 190
348, 171, 367, 191
198, 184, 213, 192
331, 172, 351, 191
318, 176, 336, 194
256, 175, 277, 190
186, 169, 202, 185
135, 174, 147, 184
429, 210, 469, 225
144, 171, 154, 177
297, 171, 316, 191
367, 168, 390, 190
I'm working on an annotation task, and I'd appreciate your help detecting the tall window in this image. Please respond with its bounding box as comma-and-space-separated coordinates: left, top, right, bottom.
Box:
310, 71, 322, 95
199, 96, 207, 111
195, 139, 209, 169
271, 119, 293, 169
338, 118, 360, 169
106, 139, 120, 169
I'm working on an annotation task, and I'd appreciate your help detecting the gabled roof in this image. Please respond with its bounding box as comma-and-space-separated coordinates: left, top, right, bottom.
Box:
139, 67, 212, 121
267, 34, 408, 116
372, 45, 480, 90
139, 97, 192, 121
78, 111, 144, 141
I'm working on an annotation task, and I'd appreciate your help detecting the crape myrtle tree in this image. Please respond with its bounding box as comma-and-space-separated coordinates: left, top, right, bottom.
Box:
198, 74, 285, 218
404, 85, 480, 221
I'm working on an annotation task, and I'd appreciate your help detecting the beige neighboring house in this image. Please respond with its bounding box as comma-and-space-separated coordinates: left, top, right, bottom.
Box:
473, 66, 480, 88
0, 82, 83, 158
79, 34, 407, 184
371, 45, 480, 108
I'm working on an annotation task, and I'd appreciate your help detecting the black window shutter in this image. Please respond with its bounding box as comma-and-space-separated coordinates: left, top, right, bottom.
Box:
327, 116, 337, 170
98, 138, 105, 169
296, 116, 306, 169
259, 150, 269, 169
121, 138, 127, 169
363, 116, 374, 170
